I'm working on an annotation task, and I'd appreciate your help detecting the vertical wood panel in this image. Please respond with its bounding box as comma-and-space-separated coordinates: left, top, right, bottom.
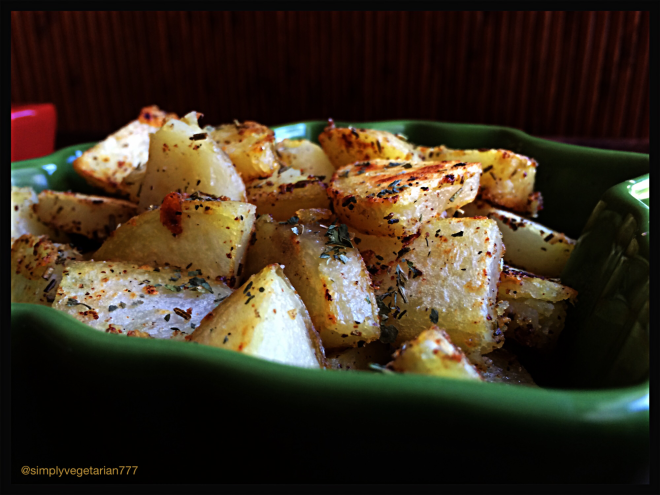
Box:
582, 11, 610, 135
10, 12, 24, 103
10, 11, 649, 139
514, 11, 538, 132
597, 12, 625, 137
475, 12, 495, 125
612, 11, 642, 138
629, 13, 649, 138
554, 11, 577, 136
504, 11, 523, 127
529, 12, 552, 135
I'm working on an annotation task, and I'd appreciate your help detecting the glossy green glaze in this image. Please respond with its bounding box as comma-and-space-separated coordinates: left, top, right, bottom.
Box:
11, 122, 649, 482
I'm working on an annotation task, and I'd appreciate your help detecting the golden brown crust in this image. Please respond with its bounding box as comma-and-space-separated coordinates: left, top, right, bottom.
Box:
34, 190, 138, 241
328, 159, 481, 237
137, 105, 178, 127
73, 105, 177, 199
318, 127, 425, 169
205, 121, 278, 182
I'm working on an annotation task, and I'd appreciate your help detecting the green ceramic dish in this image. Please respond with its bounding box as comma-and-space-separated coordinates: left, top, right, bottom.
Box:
11, 121, 649, 483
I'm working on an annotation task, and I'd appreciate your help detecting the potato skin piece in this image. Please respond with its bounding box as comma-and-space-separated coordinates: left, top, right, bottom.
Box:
35, 190, 137, 241
73, 105, 176, 200
191, 264, 325, 369
94, 199, 256, 288
318, 126, 425, 169
328, 159, 481, 237
11, 234, 82, 306
243, 214, 380, 350
389, 326, 483, 381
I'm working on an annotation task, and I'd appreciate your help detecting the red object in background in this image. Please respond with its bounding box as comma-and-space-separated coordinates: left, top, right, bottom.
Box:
11, 103, 57, 162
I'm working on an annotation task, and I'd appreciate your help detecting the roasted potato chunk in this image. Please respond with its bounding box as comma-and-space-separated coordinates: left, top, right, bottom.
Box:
243, 214, 380, 350
191, 264, 325, 369
460, 200, 575, 278
318, 125, 425, 169
34, 190, 137, 241
326, 341, 393, 371
137, 112, 246, 211
246, 167, 330, 221
205, 121, 279, 182
371, 217, 505, 364
275, 139, 335, 181
481, 348, 537, 386
318, 124, 541, 216
389, 326, 483, 381
328, 159, 481, 237
352, 230, 406, 274
52, 261, 232, 339
73, 105, 176, 200
11, 187, 69, 244
94, 196, 256, 288
427, 147, 541, 216
497, 265, 577, 351
291, 209, 407, 274
11, 234, 82, 306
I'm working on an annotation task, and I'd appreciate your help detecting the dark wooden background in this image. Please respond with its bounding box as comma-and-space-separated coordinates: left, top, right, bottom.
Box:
11, 11, 650, 149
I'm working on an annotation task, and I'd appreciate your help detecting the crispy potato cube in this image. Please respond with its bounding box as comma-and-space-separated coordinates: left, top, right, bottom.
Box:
52, 261, 232, 339
460, 200, 575, 278
318, 125, 425, 169
427, 147, 541, 216
317, 124, 541, 216
11, 187, 69, 244
371, 217, 505, 364
137, 112, 246, 211
481, 348, 537, 386
328, 159, 481, 237
73, 106, 176, 200
389, 326, 483, 380
275, 139, 335, 181
205, 121, 279, 182
243, 214, 380, 350
191, 264, 325, 369
11, 234, 82, 306
497, 265, 577, 351
326, 341, 393, 371
246, 167, 330, 221
34, 190, 137, 241
94, 197, 256, 288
